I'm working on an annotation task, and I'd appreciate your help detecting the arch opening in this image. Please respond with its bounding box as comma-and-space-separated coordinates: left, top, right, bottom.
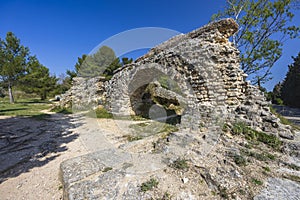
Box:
129, 82, 182, 125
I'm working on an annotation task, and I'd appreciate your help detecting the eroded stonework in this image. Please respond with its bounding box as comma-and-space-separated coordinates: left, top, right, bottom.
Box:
59, 18, 293, 137
99, 18, 290, 137
59, 19, 299, 200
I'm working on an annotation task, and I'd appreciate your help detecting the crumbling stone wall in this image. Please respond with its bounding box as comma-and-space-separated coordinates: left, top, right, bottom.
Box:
60, 18, 293, 138
59, 19, 297, 200
104, 18, 292, 137
59, 76, 106, 110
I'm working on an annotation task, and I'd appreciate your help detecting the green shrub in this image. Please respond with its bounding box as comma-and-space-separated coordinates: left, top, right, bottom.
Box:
241, 149, 276, 161
255, 131, 282, 150
95, 107, 113, 118
234, 154, 247, 166
140, 178, 159, 192
229, 121, 282, 150
102, 167, 113, 172
232, 122, 247, 135
126, 135, 143, 142
170, 158, 189, 170
86, 107, 113, 118
218, 187, 229, 199
51, 106, 72, 114
158, 192, 172, 200
263, 166, 271, 172
273, 98, 284, 105
252, 178, 263, 185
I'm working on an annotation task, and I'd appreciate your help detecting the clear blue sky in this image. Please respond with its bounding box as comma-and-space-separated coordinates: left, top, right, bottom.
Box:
1, 0, 299, 91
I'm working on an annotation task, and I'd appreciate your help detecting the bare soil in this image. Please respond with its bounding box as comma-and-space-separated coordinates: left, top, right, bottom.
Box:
0, 113, 88, 200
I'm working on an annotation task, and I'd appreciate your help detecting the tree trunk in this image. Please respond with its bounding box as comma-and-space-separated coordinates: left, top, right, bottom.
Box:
41, 90, 47, 100
8, 82, 14, 104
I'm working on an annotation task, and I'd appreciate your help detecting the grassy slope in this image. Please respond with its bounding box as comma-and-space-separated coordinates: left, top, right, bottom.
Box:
0, 98, 52, 117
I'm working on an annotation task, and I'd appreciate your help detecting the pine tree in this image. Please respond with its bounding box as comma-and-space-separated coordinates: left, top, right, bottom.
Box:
78, 46, 116, 77
19, 57, 57, 100
0, 32, 30, 103
281, 52, 300, 108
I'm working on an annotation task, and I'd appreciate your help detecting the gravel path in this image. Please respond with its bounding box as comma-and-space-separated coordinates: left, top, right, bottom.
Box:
0, 113, 88, 200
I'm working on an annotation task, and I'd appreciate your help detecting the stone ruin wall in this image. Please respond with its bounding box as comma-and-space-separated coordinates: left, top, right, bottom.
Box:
60, 18, 294, 139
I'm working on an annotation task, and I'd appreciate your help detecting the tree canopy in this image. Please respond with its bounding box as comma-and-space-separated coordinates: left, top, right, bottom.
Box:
0, 32, 60, 102
281, 52, 300, 108
19, 57, 57, 100
74, 46, 133, 80
0, 32, 30, 103
212, 0, 300, 86
78, 46, 117, 77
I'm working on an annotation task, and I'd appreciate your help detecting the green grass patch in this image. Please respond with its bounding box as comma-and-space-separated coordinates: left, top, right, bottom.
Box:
270, 106, 300, 130
0, 98, 52, 117
85, 107, 113, 118
94, 107, 113, 118
241, 149, 276, 161
140, 178, 159, 192
254, 131, 282, 150
158, 192, 172, 200
228, 122, 282, 150
263, 166, 271, 172
233, 154, 247, 166
126, 135, 143, 142
102, 167, 113, 172
218, 186, 229, 199
252, 178, 263, 185
110, 114, 148, 121
170, 158, 189, 170
282, 174, 300, 183
231, 122, 246, 135
160, 123, 179, 133
51, 106, 73, 114
129, 115, 148, 121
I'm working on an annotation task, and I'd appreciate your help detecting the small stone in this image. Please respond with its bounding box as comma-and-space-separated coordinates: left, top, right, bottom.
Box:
279, 130, 294, 140
182, 177, 189, 184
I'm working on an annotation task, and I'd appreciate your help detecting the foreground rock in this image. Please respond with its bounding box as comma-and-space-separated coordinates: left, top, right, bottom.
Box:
60, 121, 300, 199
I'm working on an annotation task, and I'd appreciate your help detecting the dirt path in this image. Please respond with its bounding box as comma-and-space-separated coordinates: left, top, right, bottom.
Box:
0, 113, 88, 200
273, 105, 300, 126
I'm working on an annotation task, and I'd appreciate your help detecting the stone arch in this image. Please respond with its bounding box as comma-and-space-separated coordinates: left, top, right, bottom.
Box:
126, 63, 197, 125
103, 18, 245, 131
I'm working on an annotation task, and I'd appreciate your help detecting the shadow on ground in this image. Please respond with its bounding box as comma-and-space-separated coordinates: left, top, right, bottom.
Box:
0, 108, 27, 113
0, 113, 84, 183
